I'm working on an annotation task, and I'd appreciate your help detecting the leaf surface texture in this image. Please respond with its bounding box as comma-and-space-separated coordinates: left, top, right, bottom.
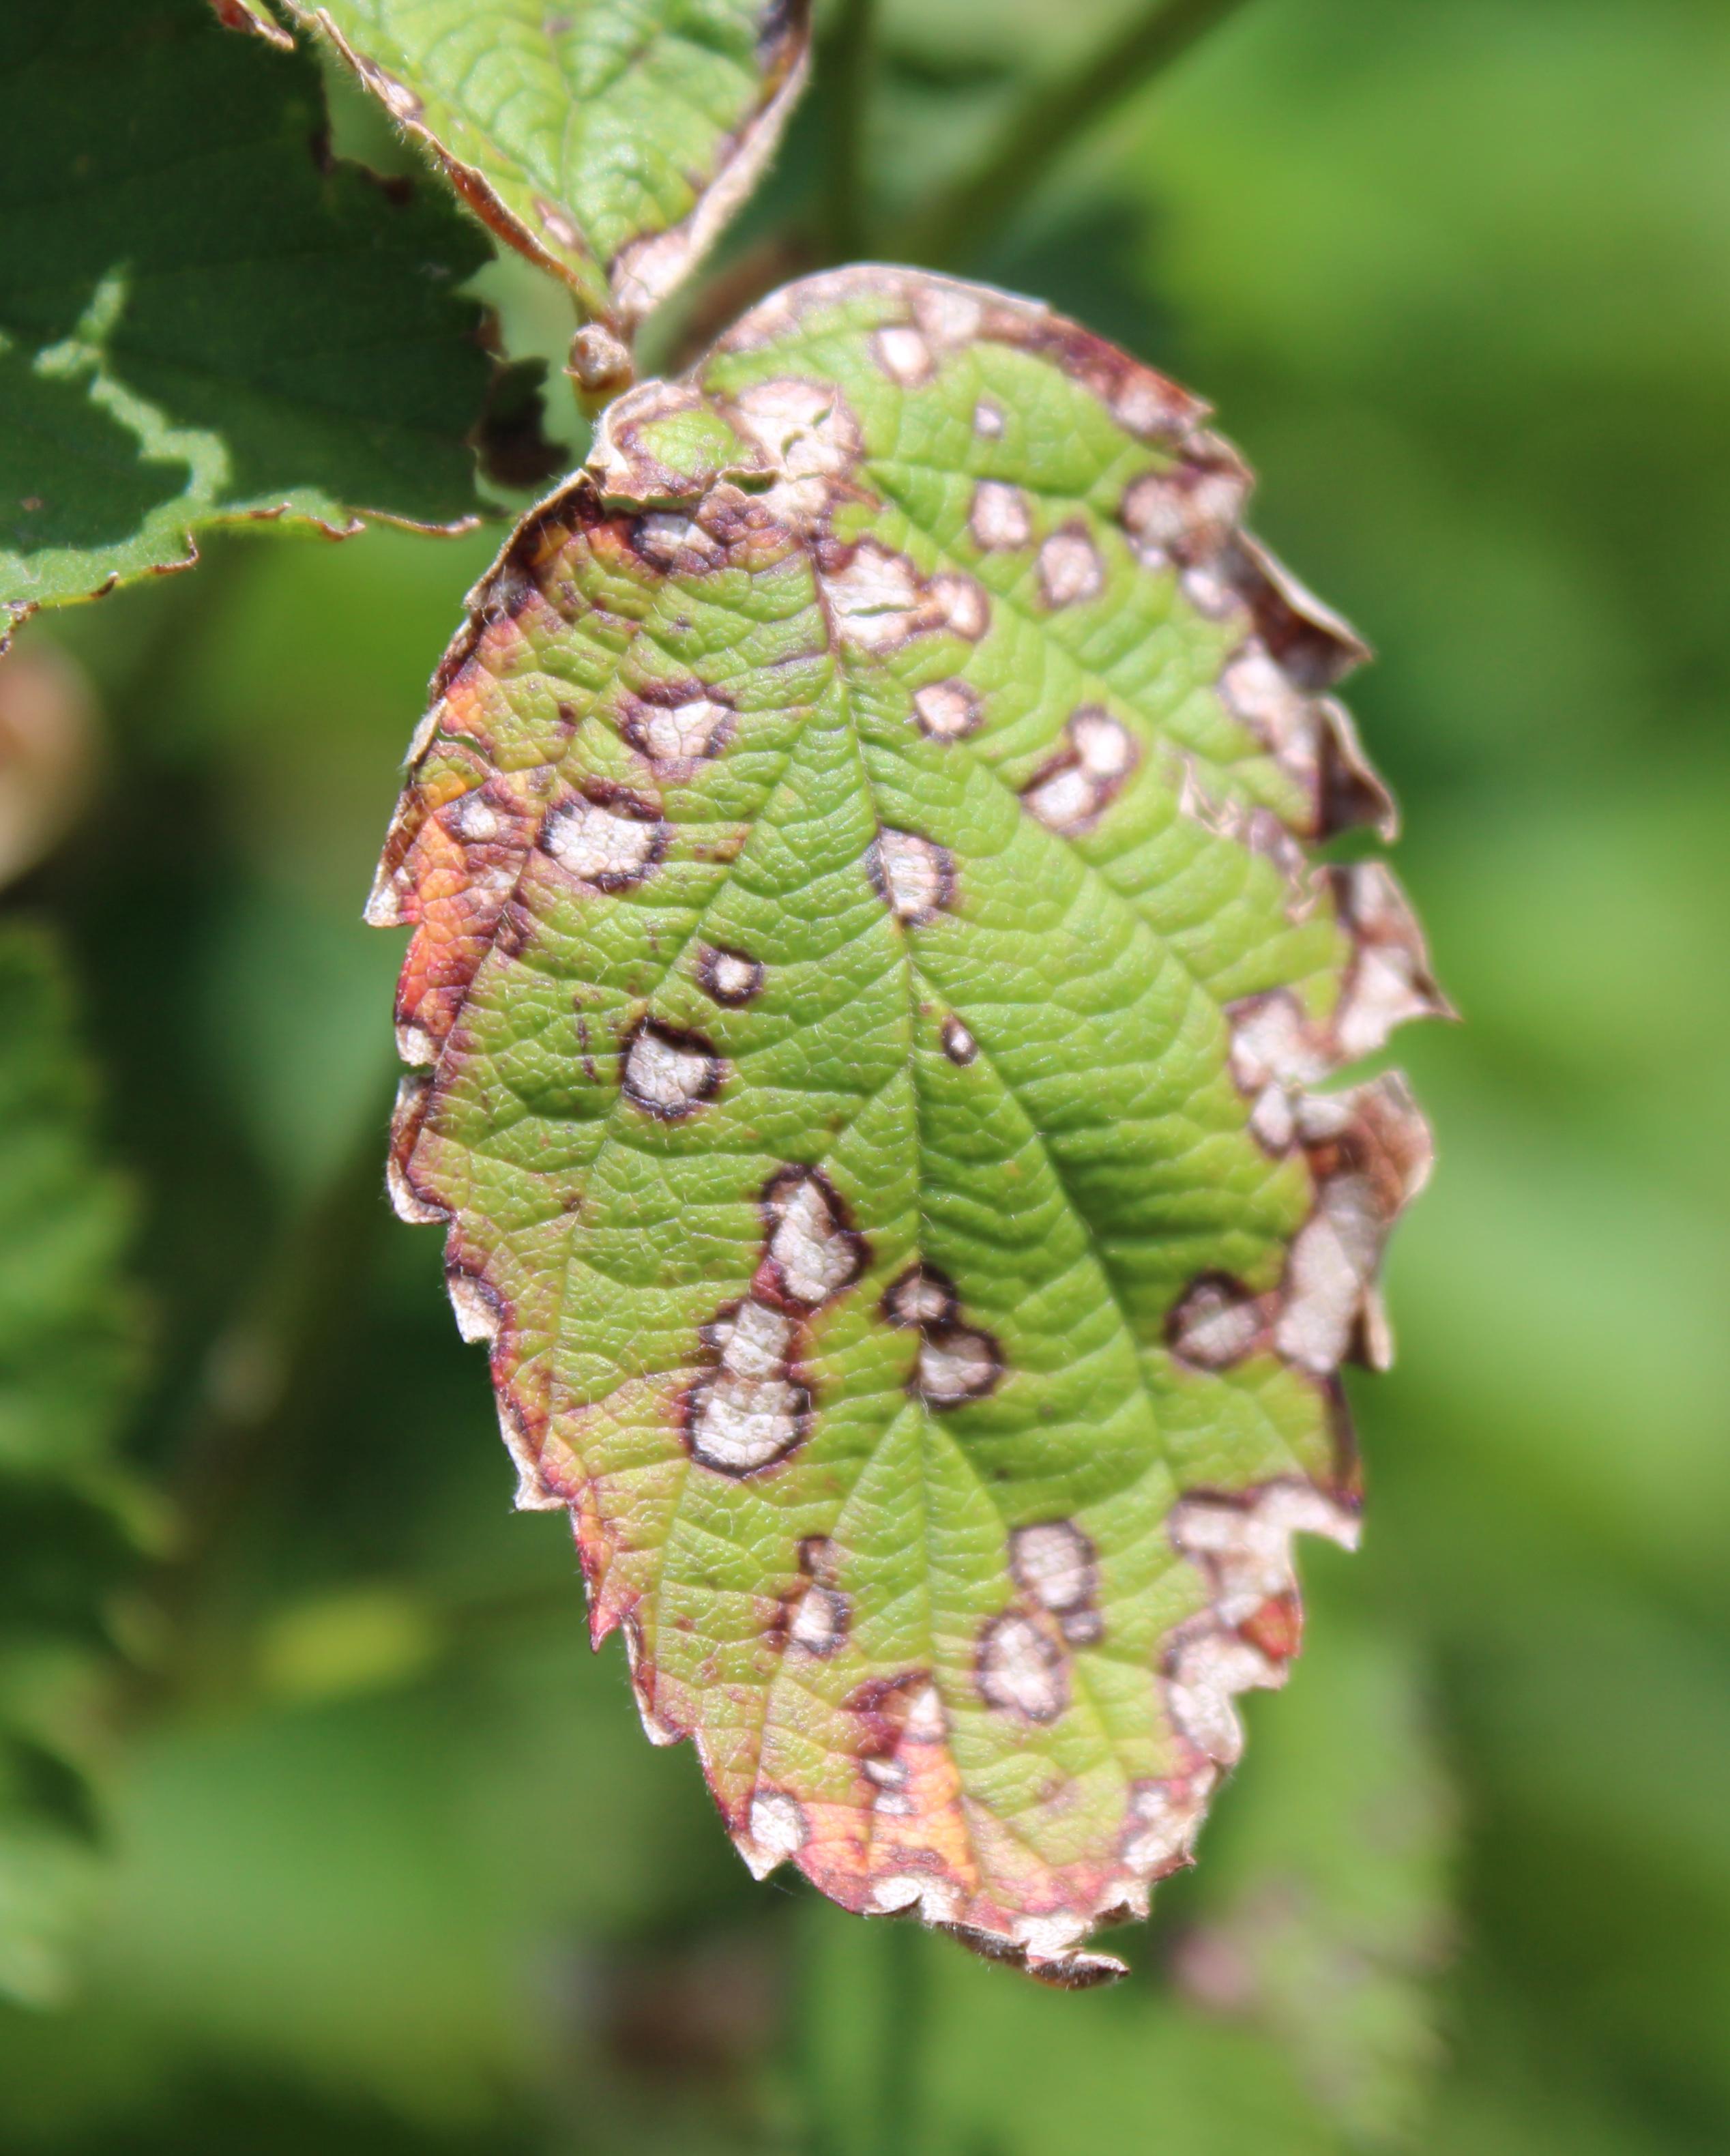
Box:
370, 268, 1443, 1979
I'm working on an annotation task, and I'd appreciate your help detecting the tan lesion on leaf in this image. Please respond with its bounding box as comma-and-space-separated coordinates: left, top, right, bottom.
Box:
1021, 705, 1139, 836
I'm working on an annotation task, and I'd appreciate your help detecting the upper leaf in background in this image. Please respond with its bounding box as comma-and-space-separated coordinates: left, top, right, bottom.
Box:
367, 265, 1444, 1982
0, 0, 520, 640
281, 0, 810, 333
0, 924, 146, 2008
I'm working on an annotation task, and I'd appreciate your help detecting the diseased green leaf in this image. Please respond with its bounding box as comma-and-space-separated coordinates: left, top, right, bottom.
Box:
283, 0, 810, 332
0, 923, 145, 2007
0, 0, 518, 637
368, 267, 1443, 1982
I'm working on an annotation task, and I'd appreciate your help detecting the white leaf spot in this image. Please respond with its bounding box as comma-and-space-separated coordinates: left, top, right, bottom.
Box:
917, 1326, 999, 1408
873, 324, 934, 385
1169, 1278, 1263, 1369
699, 946, 763, 1006
870, 828, 954, 925
744, 1789, 807, 1873
1010, 1521, 1096, 1620
789, 1583, 848, 1655
1038, 528, 1104, 608
622, 1023, 722, 1118
542, 794, 662, 886
931, 572, 989, 639
767, 1171, 862, 1307
978, 1614, 1065, 1722
913, 679, 981, 741
970, 479, 1032, 551
885, 1265, 955, 1329
632, 696, 732, 761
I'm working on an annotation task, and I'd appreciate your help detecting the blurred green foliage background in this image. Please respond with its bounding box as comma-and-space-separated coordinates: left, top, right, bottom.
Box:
1, 0, 1727, 2148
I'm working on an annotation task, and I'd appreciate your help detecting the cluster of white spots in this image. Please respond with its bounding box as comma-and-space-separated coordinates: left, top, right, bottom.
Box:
688, 1298, 808, 1475
625, 691, 732, 763
918, 1326, 1000, 1409
930, 572, 989, 641
442, 788, 501, 845
1021, 707, 1137, 836
1332, 863, 1447, 1059
698, 944, 764, 1006
970, 480, 1032, 551
633, 512, 724, 570
621, 1021, 723, 1120
740, 1789, 807, 1878
1168, 1277, 1263, 1370
912, 678, 982, 742
1119, 461, 1248, 568
1119, 1775, 1212, 1878
533, 194, 582, 251
445, 1268, 502, 1348
940, 1014, 978, 1065
978, 1612, 1066, 1721
884, 1264, 1001, 1410
789, 1582, 848, 1655
729, 377, 862, 527
542, 791, 662, 888
869, 827, 954, 927
1010, 1521, 1101, 1646
1038, 526, 1105, 609
873, 323, 934, 385
766, 1169, 864, 1307
973, 398, 1006, 439
824, 544, 989, 652
885, 1265, 955, 1329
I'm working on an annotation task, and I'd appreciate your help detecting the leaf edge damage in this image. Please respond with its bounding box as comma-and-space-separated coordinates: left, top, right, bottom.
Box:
366, 265, 1448, 1985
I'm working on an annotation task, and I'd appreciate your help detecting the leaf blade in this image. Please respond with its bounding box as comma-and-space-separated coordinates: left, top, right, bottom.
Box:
0, 0, 518, 637
370, 267, 1443, 1979
290, 0, 812, 330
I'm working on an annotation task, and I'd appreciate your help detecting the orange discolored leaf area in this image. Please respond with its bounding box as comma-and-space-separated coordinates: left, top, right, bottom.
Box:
367, 268, 1445, 1983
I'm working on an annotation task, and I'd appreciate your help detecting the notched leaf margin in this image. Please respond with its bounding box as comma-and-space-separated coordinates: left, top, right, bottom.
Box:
366, 264, 1448, 1985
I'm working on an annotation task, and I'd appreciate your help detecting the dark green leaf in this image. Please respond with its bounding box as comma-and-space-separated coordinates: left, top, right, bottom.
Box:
0, 0, 522, 638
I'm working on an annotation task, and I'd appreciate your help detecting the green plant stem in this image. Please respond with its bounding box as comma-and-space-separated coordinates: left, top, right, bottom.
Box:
900, 0, 1259, 270
823, 0, 881, 263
